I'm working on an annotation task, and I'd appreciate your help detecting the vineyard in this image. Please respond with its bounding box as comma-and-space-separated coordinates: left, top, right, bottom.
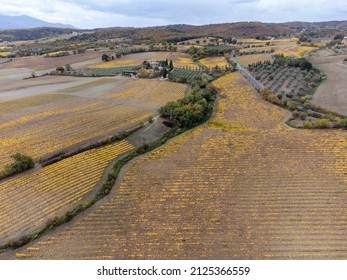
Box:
236, 53, 272, 67
93, 60, 142, 68
237, 38, 318, 58
89, 51, 197, 70
169, 68, 202, 83
8, 72, 347, 260
0, 98, 150, 169
104, 79, 188, 108
0, 76, 187, 170
199, 57, 229, 68
0, 140, 134, 246
79, 66, 140, 76
152, 52, 197, 68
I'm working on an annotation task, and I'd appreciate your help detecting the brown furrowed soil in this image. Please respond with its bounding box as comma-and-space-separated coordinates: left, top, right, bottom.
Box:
310, 54, 347, 116
5, 72, 347, 260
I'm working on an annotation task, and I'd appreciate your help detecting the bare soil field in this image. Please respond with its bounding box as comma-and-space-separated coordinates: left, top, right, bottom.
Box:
6, 73, 347, 260
0, 75, 91, 101
0, 75, 82, 92
310, 54, 347, 115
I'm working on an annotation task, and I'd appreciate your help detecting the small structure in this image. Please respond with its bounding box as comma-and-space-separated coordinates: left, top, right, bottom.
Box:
122, 70, 137, 76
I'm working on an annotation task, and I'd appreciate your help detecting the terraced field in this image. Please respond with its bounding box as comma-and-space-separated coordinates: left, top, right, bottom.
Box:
0, 140, 134, 246
6, 72, 347, 260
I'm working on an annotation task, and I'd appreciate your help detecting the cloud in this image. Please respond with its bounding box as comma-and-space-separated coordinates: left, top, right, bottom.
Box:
0, 0, 346, 29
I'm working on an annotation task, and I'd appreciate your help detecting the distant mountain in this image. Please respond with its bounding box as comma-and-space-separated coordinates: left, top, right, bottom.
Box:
0, 15, 75, 30
0, 20, 346, 42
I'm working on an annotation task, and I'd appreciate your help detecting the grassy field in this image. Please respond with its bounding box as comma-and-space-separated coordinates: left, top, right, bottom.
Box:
9, 72, 347, 260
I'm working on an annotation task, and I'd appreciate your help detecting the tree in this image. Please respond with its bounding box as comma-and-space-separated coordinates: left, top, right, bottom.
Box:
102, 54, 110, 62
56, 66, 65, 74
162, 67, 168, 78
143, 60, 151, 69
169, 59, 174, 71
1, 153, 35, 178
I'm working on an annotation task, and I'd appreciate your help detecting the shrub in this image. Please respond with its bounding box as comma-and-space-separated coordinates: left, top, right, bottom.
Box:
288, 101, 299, 110
282, 100, 288, 107
299, 112, 308, 120
339, 118, 347, 128
314, 119, 331, 129
304, 120, 312, 129
1, 153, 35, 178
56, 66, 64, 73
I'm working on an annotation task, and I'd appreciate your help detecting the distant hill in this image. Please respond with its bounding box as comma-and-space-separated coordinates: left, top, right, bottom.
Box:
0, 15, 75, 30
0, 20, 346, 42
0, 27, 77, 41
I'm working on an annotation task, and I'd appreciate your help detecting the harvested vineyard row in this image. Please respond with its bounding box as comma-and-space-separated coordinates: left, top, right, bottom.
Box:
11, 72, 347, 260
91, 51, 196, 69
93, 60, 142, 68
0, 94, 75, 115
0, 100, 150, 169
236, 53, 272, 67
104, 79, 188, 108
0, 77, 186, 169
154, 53, 197, 68
13, 128, 347, 260
199, 57, 229, 68
58, 78, 116, 93
211, 73, 286, 130
0, 140, 134, 245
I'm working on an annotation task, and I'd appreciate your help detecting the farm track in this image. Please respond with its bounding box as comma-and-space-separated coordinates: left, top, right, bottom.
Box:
3, 72, 347, 259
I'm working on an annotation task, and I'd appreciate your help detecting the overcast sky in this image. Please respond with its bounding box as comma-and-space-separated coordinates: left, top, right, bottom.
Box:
0, 0, 346, 29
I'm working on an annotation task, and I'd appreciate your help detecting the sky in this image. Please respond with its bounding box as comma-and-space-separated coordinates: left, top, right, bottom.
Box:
0, 0, 346, 29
